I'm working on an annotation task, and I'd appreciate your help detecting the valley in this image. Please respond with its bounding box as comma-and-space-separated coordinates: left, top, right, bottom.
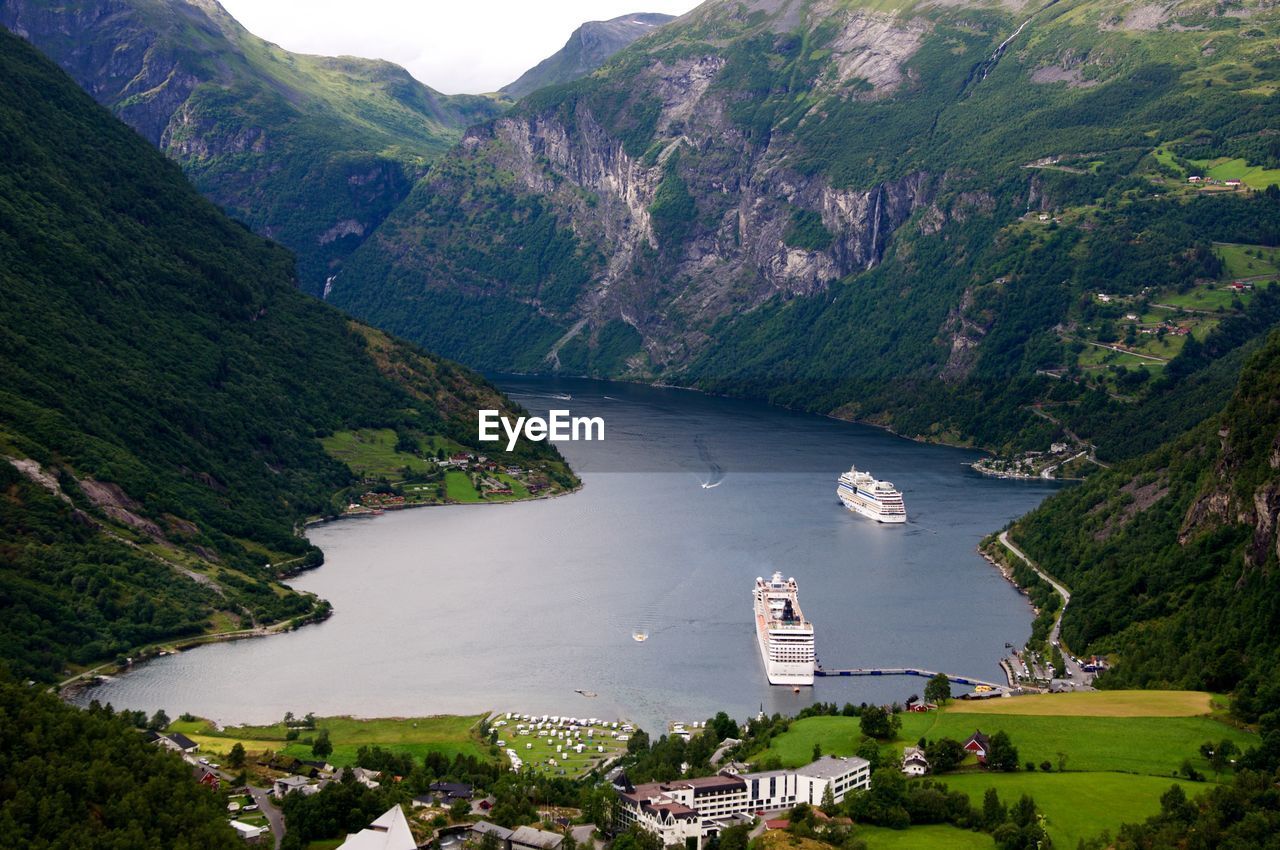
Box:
2, 0, 1279, 848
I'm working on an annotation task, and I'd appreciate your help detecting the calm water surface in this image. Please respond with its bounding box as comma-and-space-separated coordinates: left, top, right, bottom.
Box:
79, 377, 1061, 732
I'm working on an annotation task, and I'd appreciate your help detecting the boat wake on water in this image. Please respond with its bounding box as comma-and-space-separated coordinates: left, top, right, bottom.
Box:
694, 433, 725, 489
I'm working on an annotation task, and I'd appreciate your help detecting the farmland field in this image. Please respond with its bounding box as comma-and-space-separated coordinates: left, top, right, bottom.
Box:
945, 690, 1213, 717
169, 714, 489, 767
936, 772, 1204, 850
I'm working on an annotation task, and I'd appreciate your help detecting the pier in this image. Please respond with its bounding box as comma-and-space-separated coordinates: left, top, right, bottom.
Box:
814, 665, 1008, 691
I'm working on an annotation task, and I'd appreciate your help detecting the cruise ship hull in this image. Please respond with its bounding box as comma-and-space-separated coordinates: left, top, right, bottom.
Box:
837, 490, 908, 523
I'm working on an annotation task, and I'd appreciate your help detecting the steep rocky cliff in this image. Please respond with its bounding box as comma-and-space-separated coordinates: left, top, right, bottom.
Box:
0, 0, 501, 291
502, 12, 677, 99
334, 0, 1280, 456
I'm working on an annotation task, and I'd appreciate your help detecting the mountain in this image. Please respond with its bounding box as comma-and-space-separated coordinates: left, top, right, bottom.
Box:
0, 27, 569, 683
1011, 329, 1280, 718
501, 12, 677, 99
331, 0, 1280, 457
0, 673, 243, 848
0, 0, 503, 293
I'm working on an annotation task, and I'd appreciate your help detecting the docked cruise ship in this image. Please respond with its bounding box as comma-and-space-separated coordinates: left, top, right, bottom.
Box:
753, 573, 815, 686
836, 466, 907, 523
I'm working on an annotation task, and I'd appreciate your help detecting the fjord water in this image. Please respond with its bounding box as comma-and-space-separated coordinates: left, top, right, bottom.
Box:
81, 377, 1060, 732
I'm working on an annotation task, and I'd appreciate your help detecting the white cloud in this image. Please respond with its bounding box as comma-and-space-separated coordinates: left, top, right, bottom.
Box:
218, 0, 700, 94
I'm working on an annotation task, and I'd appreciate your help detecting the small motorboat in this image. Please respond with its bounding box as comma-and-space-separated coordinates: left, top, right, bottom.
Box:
633, 631, 649, 642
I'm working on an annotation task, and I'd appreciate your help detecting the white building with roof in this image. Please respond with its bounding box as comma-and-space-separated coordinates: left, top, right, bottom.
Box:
615, 756, 870, 848
338, 805, 416, 850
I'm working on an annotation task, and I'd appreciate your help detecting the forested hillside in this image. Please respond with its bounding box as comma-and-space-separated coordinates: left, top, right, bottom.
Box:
1012, 330, 1280, 716
330, 0, 1280, 460
0, 28, 567, 683
0, 672, 241, 848
0, 0, 502, 292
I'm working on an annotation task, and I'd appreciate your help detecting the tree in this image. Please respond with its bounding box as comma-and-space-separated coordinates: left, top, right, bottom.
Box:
626, 729, 650, 754
859, 705, 898, 740
227, 742, 246, 769
312, 729, 333, 760
147, 708, 170, 732
820, 783, 837, 814
718, 823, 751, 850
982, 787, 1007, 830
855, 739, 882, 771
985, 731, 1020, 772
924, 673, 952, 705
924, 738, 966, 774
812, 742, 823, 761
450, 798, 471, 821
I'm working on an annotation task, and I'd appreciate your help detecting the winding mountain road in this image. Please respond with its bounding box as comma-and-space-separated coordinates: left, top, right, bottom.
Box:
998, 531, 1090, 686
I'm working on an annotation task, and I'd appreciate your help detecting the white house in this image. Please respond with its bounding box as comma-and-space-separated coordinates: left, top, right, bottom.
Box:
338, 805, 416, 850
901, 747, 930, 777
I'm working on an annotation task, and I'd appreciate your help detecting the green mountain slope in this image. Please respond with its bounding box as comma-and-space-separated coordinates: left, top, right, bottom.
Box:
0, 28, 568, 683
0, 672, 242, 848
501, 12, 677, 99
1010, 330, 1280, 714
332, 0, 1280, 459
0, 0, 503, 292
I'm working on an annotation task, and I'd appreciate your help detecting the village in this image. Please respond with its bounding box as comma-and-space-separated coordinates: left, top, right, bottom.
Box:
317, 427, 572, 517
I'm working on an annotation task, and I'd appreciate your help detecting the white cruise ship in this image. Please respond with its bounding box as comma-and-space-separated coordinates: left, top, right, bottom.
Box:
837, 466, 907, 523
753, 572, 815, 686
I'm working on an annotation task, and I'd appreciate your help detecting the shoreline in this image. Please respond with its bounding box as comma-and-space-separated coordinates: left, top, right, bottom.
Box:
64, 482, 585, 703
303, 479, 585, 529
492, 370, 993, 457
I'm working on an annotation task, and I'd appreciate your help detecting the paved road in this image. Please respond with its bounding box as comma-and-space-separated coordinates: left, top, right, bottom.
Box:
248, 786, 284, 850
998, 531, 1090, 687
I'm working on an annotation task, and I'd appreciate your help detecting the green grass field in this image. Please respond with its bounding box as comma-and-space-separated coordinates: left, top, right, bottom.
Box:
320, 428, 445, 479
1152, 147, 1185, 176
1196, 157, 1280, 189
935, 772, 1203, 849
753, 701, 1255, 778
171, 714, 489, 767
855, 825, 993, 850
445, 469, 483, 502
899, 711, 1254, 776
754, 716, 868, 767
1214, 242, 1280, 280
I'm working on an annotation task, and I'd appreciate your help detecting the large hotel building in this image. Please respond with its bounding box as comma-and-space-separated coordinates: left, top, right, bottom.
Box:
614, 756, 871, 848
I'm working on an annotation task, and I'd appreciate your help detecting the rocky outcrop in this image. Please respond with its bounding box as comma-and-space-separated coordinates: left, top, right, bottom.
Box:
938, 285, 993, 384
459, 42, 939, 368
1179, 332, 1280, 570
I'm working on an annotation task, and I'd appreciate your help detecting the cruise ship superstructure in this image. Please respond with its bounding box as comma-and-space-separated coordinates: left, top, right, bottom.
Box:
836, 466, 907, 523
753, 572, 815, 686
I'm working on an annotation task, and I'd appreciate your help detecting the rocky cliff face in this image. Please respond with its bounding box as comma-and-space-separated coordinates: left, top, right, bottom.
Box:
344, 5, 953, 372
1182, 336, 1280, 570
501, 12, 677, 99
0, 0, 500, 292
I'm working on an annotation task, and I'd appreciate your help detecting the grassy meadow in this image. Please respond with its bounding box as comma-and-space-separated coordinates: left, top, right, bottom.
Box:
169, 714, 489, 767
748, 691, 1259, 849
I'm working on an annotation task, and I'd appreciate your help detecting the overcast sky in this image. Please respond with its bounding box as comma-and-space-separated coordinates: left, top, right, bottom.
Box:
219, 0, 701, 95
